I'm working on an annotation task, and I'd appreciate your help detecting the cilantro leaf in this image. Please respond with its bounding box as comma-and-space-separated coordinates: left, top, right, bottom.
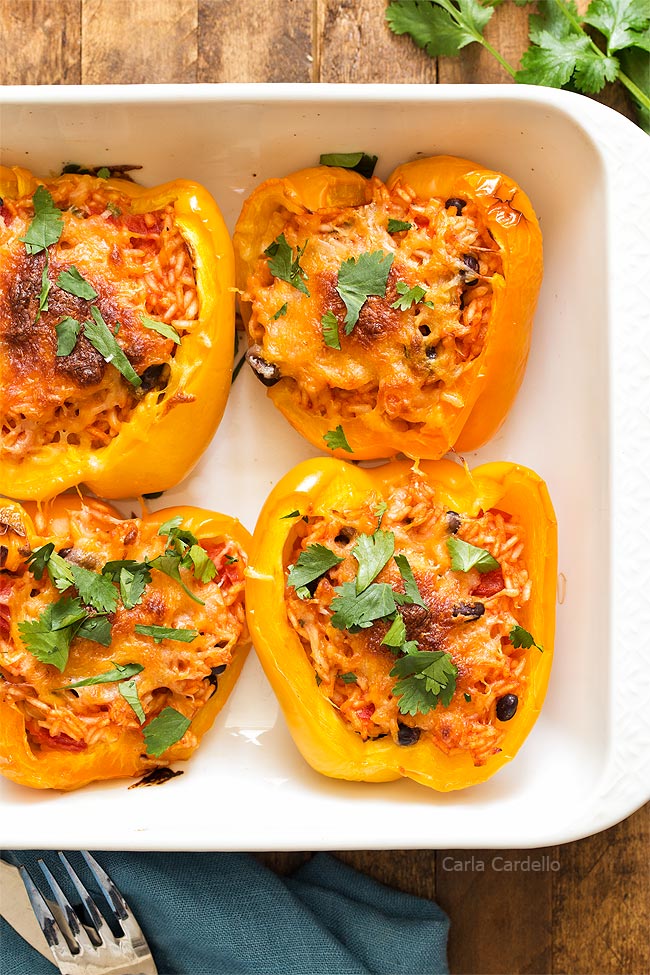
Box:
26, 543, 54, 581
143, 706, 191, 757
187, 544, 217, 584
340, 671, 358, 683
68, 563, 119, 613
391, 281, 430, 311
621, 45, 650, 132
18, 598, 87, 672
118, 564, 151, 610
19, 186, 64, 254
264, 234, 310, 296
390, 650, 458, 716
583, 0, 650, 55
119, 679, 146, 723
321, 309, 341, 350
59, 661, 143, 689
158, 515, 184, 538
330, 581, 397, 630
447, 537, 499, 573
387, 218, 413, 233
509, 623, 544, 653
386, 0, 493, 58
56, 316, 81, 356
281, 510, 301, 520
141, 313, 181, 345
374, 502, 388, 527
36, 262, 51, 322
46, 552, 75, 591
323, 425, 353, 453
319, 151, 378, 178
76, 615, 113, 646
135, 624, 199, 644
394, 553, 427, 608
353, 529, 395, 593
336, 250, 394, 333
97, 167, 111, 179
148, 553, 205, 605
382, 612, 407, 648
517, 27, 615, 92
272, 303, 288, 320
84, 306, 141, 387
287, 544, 343, 594
56, 266, 98, 300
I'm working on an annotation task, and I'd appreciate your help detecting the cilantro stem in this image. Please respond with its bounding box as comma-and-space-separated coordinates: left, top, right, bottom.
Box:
551, 0, 650, 114
479, 37, 516, 79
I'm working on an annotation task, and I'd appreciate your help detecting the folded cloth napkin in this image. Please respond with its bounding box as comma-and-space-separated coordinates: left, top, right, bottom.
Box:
2, 851, 449, 975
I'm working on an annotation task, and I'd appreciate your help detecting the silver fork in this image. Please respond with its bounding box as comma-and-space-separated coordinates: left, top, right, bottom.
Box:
13, 851, 157, 974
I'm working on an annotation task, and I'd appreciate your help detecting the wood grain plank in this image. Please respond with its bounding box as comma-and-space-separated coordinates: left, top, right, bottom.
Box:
317, 0, 436, 83
435, 848, 554, 974
335, 850, 437, 900
81, 0, 197, 84
198, 0, 312, 83
552, 805, 650, 975
437, 1, 528, 84
0, 0, 81, 84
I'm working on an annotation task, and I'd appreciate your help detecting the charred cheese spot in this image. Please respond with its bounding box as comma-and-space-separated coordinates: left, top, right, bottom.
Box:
285, 475, 531, 767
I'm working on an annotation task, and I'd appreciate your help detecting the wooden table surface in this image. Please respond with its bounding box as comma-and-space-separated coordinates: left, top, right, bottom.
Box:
1, 2, 648, 973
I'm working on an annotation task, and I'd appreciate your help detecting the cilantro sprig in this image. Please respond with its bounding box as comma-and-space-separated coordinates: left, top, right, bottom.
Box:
58, 661, 144, 690
323, 425, 353, 453
386, 0, 650, 131
19, 187, 64, 254
390, 649, 458, 716
319, 151, 378, 178
391, 281, 432, 312
143, 707, 191, 757
336, 251, 394, 332
447, 536, 499, 573
509, 623, 544, 653
265, 234, 310, 296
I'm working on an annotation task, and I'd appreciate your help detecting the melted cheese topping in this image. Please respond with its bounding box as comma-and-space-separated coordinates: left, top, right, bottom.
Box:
285, 475, 531, 766
244, 179, 502, 424
0, 177, 199, 459
0, 504, 247, 755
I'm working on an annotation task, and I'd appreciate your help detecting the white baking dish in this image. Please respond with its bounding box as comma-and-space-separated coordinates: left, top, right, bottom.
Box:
1, 84, 649, 850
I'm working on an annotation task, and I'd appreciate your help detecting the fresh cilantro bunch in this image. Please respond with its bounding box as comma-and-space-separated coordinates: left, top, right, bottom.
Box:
386, 0, 650, 132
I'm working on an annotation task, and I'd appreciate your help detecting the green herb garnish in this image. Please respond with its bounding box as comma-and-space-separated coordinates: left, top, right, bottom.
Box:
330, 581, 397, 630
119, 680, 146, 723
509, 624, 544, 653
264, 234, 310, 296
340, 671, 358, 684
134, 624, 199, 644
382, 613, 407, 648
84, 307, 141, 386
391, 281, 431, 311
141, 313, 181, 345
59, 661, 144, 690
323, 425, 353, 453
272, 303, 288, 320
143, 707, 191, 757
390, 649, 458, 716
287, 544, 343, 598
394, 553, 427, 608
447, 537, 499, 573
319, 152, 378, 178
18, 598, 88, 672
352, 528, 395, 593
387, 218, 413, 233
55, 316, 81, 356
56, 266, 98, 300
20, 186, 63, 254
321, 309, 341, 350
336, 250, 394, 332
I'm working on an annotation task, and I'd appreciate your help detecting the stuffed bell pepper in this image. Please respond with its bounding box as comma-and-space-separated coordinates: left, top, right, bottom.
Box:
246, 457, 556, 792
234, 155, 543, 460
0, 166, 235, 500
0, 497, 250, 790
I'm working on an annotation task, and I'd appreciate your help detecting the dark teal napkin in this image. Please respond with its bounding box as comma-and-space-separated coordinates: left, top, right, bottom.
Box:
2, 852, 449, 975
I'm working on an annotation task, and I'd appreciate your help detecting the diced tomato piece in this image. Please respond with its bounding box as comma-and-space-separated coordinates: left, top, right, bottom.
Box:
201, 543, 242, 588
31, 729, 88, 752
471, 568, 505, 598
356, 704, 376, 721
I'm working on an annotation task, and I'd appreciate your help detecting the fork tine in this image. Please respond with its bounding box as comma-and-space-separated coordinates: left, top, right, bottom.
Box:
80, 851, 150, 948
18, 865, 65, 950
57, 852, 118, 947
37, 858, 98, 951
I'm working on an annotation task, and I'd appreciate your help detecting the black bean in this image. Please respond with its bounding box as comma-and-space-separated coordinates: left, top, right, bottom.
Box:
246, 346, 281, 386
206, 664, 227, 686
397, 724, 421, 746
419, 324, 431, 336
334, 527, 356, 545
425, 344, 437, 359
445, 198, 466, 215
496, 694, 518, 722
452, 601, 485, 620
445, 510, 461, 534
140, 363, 170, 392
461, 253, 480, 287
